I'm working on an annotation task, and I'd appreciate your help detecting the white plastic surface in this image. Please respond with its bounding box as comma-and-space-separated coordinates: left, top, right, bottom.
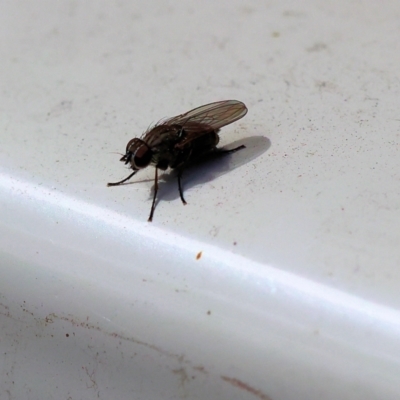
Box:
1, 1, 400, 399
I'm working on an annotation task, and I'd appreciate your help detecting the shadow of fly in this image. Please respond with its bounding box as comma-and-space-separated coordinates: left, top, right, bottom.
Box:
108, 100, 248, 221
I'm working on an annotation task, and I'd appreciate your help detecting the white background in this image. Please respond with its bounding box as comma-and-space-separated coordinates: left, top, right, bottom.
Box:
1, 1, 400, 399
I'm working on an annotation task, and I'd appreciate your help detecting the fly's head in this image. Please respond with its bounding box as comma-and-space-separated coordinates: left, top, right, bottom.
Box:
121, 138, 153, 170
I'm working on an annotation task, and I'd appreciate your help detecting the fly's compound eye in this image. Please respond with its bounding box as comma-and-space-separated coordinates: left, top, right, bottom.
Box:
126, 138, 152, 169
133, 144, 152, 169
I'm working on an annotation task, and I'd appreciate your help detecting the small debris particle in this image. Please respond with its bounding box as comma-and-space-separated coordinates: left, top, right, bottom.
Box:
196, 251, 202, 260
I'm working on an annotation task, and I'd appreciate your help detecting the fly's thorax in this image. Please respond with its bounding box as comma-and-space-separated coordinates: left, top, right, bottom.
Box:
144, 124, 182, 148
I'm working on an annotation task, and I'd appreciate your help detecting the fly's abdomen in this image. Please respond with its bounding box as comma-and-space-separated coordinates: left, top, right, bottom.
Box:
175, 130, 219, 153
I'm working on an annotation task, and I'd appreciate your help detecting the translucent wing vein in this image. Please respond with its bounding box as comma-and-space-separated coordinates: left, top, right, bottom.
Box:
164, 100, 247, 130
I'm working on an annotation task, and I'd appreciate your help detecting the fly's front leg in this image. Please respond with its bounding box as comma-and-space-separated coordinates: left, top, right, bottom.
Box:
107, 170, 138, 186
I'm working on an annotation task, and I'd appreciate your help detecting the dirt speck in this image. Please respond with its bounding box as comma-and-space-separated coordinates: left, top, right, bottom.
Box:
196, 251, 202, 260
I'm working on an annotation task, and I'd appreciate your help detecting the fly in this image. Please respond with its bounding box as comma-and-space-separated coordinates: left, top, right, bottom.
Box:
108, 100, 248, 221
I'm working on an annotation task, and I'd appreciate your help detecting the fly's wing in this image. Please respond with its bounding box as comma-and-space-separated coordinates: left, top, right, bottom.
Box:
164, 100, 248, 132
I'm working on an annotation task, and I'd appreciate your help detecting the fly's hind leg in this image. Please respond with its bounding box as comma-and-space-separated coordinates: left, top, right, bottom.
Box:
175, 144, 244, 206
218, 144, 246, 155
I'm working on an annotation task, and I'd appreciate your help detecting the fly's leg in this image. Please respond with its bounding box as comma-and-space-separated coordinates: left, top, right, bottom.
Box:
177, 169, 187, 205
174, 148, 192, 206
107, 170, 138, 186
218, 144, 246, 155
148, 168, 158, 222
